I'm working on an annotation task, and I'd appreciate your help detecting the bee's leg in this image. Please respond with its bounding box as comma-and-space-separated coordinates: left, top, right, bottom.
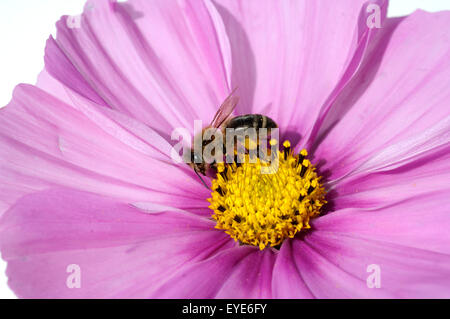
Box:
194, 168, 211, 190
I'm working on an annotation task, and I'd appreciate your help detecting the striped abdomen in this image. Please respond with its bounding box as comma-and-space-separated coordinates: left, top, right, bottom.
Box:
225, 114, 277, 130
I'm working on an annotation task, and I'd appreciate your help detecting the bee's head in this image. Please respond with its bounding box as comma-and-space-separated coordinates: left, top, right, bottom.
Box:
187, 150, 210, 190
191, 151, 203, 165
188, 150, 206, 176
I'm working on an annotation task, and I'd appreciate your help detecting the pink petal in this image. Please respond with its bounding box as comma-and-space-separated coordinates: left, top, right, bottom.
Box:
271, 239, 314, 298
0, 188, 234, 298
43, 37, 107, 107
36, 68, 79, 107
306, 0, 388, 149
313, 10, 450, 184
275, 186, 450, 298
150, 243, 278, 298
0, 84, 209, 216
295, 231, 450, 298
148, 247, 259, 298
213, 0, 386, 145
214, 249, 276, 298
44, 0, 232, 135
301, 189, 450, 297
331, 147, 450, 211
313, 192, 450, 255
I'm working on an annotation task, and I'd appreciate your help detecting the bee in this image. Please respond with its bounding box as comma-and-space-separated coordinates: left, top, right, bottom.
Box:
189, 90, 278, 184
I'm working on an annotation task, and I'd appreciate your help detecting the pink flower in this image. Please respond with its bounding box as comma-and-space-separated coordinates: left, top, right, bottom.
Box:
1, 0, 450, 298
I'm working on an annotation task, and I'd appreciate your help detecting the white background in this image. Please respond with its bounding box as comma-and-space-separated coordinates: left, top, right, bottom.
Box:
0, 0, 449, 299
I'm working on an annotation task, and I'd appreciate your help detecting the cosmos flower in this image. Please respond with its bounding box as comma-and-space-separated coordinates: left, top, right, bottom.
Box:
1, 0, 450, 298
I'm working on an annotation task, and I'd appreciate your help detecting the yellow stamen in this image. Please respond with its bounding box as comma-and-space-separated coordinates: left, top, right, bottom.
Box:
207, 141, 327, 250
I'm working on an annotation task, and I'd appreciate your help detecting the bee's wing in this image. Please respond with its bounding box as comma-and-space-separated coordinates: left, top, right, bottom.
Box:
210, 90, 239, 129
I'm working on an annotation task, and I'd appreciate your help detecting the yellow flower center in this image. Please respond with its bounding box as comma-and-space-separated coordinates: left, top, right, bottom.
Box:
208, 141, 327, 250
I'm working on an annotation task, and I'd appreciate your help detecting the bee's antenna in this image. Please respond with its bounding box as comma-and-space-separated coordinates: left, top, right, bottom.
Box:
195, 168, 211, 190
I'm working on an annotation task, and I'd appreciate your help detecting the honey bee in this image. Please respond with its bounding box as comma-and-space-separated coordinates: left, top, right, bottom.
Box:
189, 90, 278, 183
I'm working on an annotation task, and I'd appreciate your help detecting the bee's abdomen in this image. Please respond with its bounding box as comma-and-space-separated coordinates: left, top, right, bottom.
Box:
226, 114, 277, 130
